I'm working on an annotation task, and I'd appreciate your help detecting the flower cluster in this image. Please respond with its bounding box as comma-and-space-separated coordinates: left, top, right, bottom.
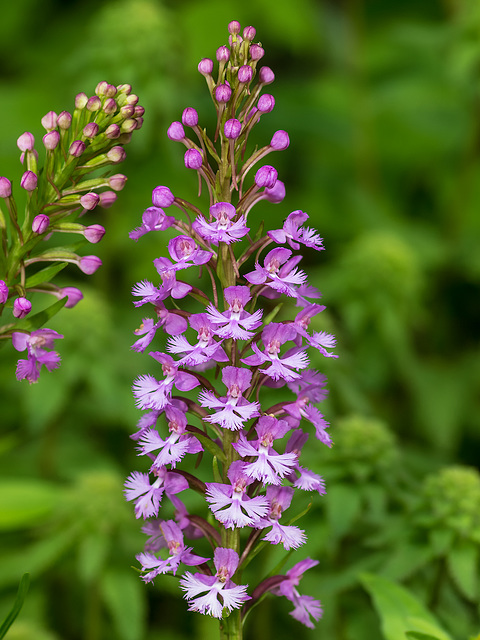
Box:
0, 82, 143, 382
126, 22, 336, 636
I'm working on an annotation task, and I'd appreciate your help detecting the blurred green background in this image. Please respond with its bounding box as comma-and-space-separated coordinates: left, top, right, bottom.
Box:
1, 0, 480, 639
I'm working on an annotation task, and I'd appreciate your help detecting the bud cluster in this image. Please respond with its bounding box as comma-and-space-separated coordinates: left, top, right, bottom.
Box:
126, 22, 336, 637
0, 82, 143, 382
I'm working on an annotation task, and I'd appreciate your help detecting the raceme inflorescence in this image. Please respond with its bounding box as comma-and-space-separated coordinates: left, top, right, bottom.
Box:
125, 21, 337, 639
0, 82, 143, 382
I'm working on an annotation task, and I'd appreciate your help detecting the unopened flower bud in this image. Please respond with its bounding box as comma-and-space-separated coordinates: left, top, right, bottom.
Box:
103, 98, 117, 115
167, 121, 185, 141
80, 192, 100, 210
17, 132, 35, 152
135, 105, 145, 117
79, 255, 102, 274
13, 297, 31, 318
121, 118, 137, 134
32, 214, 49, 234
120, 104, 135, 118
75, 93, 88, 109
21, 170, 37, 192
255, 165, 278, 189
228, 34, 243, 47
0, 177, 12, 198
69, 140, 86, 157
107, 146, 126, 163
86, 96, 102, 112
216, 46, 230, 62
224, 118, 242, 139
152, 185, 174, 208
182, 108, 198, 127
135, 117, 144, 130
265, 179, 285, 203
243, 26, 256, 41
59, 286, 83, 308
238, 65, 253, 84
249, 44, 264, 61
228, 20, 241, 35
184, 148, 203, 170
84, 224, 105, 243
83, 122, 99, 138
0, 280, 8, 304
43, 130, 60, 150
95, 81, 110, 96
258, 94, 275, 113
57, 111, 72, 129
117, 83, 132, 95
105, 124, 121, 139
198, 58, 214, 76
41, 111, 58, 131
126, 94, 139, 106
98, 191, 117, 208
108, 174, 127, 191
270, 130, 290, 151
215, 84, 232, 103
259, 66, 275, 85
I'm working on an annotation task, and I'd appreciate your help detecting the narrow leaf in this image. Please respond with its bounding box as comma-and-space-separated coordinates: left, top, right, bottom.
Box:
446, 539, 478, 601
0, 573, 30, 639
25, 262, 68, 288
12, 297, 67, 333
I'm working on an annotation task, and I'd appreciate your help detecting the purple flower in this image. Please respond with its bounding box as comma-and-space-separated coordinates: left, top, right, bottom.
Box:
194, 202, 249, 245
12, 329, 63, 383
152, 185, 175, 208
270, 559, 322, 628
285, 431, 327, 494
13, 297, 31, 319
244, 247, 307, 298
124, 467, 188, 519
284, 373, 332, 445
268, 210, 324, 251
241, 323, 309, 382
129, 206, 175, 240
137, 405, 202, 469
132, 308, 188, 353
132, 353, 200, 411
233, 416, 297, 485
132, 277, 191, 307
136, 520, 208, 582
0, 280, 8, 304
179, 548, 250, 618
153, 236, 212, 276
206, 285, 262, 340
205, 461, 269, 528
257, 486, 306, 550
198, 366, 260, 430
166, 313, 228, 366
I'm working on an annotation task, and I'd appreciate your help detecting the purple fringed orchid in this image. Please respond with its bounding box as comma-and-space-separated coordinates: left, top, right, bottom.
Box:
126, 21, 337, 638
12, 329, 63, 383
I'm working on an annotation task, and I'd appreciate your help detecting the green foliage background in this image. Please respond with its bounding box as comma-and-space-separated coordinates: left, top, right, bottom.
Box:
1, 0, 479, 639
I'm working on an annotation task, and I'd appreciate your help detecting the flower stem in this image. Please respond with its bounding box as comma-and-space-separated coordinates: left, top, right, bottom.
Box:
219, 609, 242, 640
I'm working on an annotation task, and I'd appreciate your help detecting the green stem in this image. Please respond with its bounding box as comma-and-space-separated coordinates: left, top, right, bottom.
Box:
219, 609, 242, 640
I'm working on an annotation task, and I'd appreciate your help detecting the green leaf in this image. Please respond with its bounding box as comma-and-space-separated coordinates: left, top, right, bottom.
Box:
406, 632, 444, 640
190, 430, 226, 463
380, 543, 434, 581
446, 539, 478, 601
360, 573, 453, 640
325, 482, 362, 538
101, 568, 146, 640
0, 479, 62, 529
24, 262, 68, 288
77, 532, 110, 583
428, 528, 455, 557
0, 573, 30, 639
12, 297, 67, 333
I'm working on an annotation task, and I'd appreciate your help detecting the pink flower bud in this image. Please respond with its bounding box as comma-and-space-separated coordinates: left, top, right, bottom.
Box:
215, 84, 232, 103
228, 20, 241, 35
243, 26, 256, 41
84, 224, 105, 243
259, 66, 275, 85
32, 214, 49, 234
106, 146, 126, 163
126, 94, 139, 106
79, 255, 102, 274
249, 44, 264, 61
0, 280, 8, 304
41, 111, 58, 131
198, 58, 214, 76
98, 191, 117, 208
121, 118, 137, 134
224, 118, 242, 139
108, 174, 127, 191
120, 104, 135, 118
255, 165, 278, 189
95, 81, 110, 96
103, 98, 117, 115
86, 96, 102, 112
43, 131, 60, 150
80, 192, 100, 210
83, 122, 99, 138
238, 65, 253, 84
17, 132, 35, 152
21, 170, 38, 192
105, 124, 121, 139
13, 297, 32, 318
117, 83, 132, 94
184, 148, 203, 170
216, 46, 230, 62
59, 286, 83, 308
265, 179, 285, 204
167, 121, 185, 141
152, 185, 175, 208
135, 105, 145, 117
258, 94, 275, 113
69, 140, 86, 157
57, 111, 72, 130
0, 177, 12, 198
270, 130, 289, 151
182, 108, 198, 127
75, 93, 88, 109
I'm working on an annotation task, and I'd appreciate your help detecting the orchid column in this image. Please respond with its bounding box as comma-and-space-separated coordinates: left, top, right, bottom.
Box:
126, 21, 337, 640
